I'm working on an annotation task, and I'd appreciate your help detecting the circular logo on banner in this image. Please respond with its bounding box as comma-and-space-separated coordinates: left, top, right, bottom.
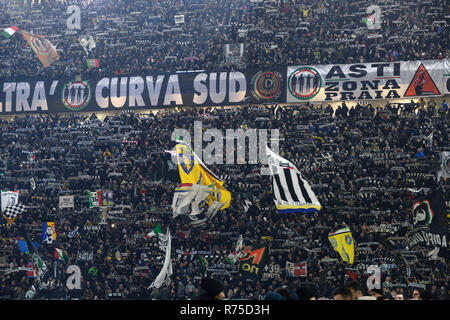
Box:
288, 67, 322, 100
251, 71, 282, 100
412, 200, 433, 226
61, 80, 92, 111
30, 36, 53, 55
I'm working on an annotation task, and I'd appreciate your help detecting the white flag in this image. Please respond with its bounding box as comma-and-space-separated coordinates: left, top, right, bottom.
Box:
225, 234, 244, 264
174, 14, 185, 24
189, 201, 222, 228
30, 178, 36, 191
79, 35, 96, 54
149, 228, 172, 289
59, 195, 74, 209
1, 190, 19, 212
437, 151, 450, 181
172, 183, 214, 218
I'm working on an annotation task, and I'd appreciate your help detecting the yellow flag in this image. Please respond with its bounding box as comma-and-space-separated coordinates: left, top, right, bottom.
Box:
328, 227, 354, 264
300, 8, 310, 17
175, 142, 231, 210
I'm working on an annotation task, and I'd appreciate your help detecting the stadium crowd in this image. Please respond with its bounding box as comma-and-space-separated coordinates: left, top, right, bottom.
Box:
0, 0, 448, 81
0, 0, 449, 302
0, 99, 448, 300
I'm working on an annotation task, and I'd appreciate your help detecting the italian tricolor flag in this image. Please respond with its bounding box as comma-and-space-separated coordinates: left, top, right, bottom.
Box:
86, 59, 99, 68
87, 190, 103, 208
145, 223, 163, 239
54, 248, 66, 263
2, 26, 19, 39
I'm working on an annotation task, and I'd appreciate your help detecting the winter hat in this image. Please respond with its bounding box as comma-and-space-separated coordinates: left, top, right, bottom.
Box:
200, 277, 224, 299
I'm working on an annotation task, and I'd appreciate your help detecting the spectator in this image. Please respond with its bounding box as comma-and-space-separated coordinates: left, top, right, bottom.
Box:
263, 291, 286, 300
346, 281, 363, 300
332, 287, 352, 300
185, 281, 196, 300
411, 289, 422, 300
369, 289, 383, 299
296, 286, 316, 300
394, 293, 404, 300
197, 277, 225, 300
377, 295, 392, 300
275, 287, 293, 300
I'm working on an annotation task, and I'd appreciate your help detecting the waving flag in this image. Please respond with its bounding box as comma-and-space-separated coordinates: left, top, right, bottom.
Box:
266, 146, 321, 213
145, 223, 163, 239
32, 253, 49, 288
172, 183, 215, 218
18, 239, 30, 253
328, 227, 354, 264
175, 141, 231, 210
21, 31, 60, 68
27, 262, 38, 278
54, 248, 66, 263
79, 35, 96, 54
30, 178, 36, 191
2, 26, 18, 39
1, 190, 19, 211
198, 254, 208, 268
225, 234, 244, 265
42, 222, 56, 244
88, 266, 98, 277
86, 58, 99, 68
171, 141, 231, 227
238, 244, 268, 280
68, 226, 79, 238
437, 151, 450, 180
87, 190, 103, 208
148, 228, 172, 289
2, 203, 26, 225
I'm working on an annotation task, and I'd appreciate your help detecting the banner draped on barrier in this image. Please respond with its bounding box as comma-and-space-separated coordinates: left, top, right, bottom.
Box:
287, 59, 450, 103
0, 59, 448, 114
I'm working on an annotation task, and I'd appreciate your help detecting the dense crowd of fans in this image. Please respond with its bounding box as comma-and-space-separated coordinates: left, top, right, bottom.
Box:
0, 99, 448, 300
0, 0, 448, 81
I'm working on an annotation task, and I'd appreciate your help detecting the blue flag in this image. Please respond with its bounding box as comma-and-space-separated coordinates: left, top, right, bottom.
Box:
18, 240, 39, 253
18, 239, 29, 253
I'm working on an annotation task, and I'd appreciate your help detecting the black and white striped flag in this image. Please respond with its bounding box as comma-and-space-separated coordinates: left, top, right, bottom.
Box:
266, 146, 321, 214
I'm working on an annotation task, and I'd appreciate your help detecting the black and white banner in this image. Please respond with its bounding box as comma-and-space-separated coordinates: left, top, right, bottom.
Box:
407, 229, 448, 249
1, 190, 19, 212
0, 67, 285, 114
1, 59, 448, 114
